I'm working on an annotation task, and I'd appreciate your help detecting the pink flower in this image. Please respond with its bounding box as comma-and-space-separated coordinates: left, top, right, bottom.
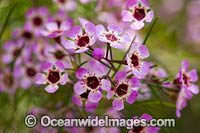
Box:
126, 42, 150, 79
25, 7, 49, 35
176, 60, 199, 117
2, 40, 23, 64
40, 19, 73, 38
35, 61, 68, 93
121, 0, 154, 30
96, 24, 131, 49
52, 0, 77, 11
61, 18, 97, 53
74, 60, 111, 103
107, 71, 139, 111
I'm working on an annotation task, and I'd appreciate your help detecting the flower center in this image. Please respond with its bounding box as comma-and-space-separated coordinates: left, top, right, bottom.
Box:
133, 8, 146, 21
116, 83, 128, 97
48, 70, 60, 84
3, 74, 13, 87
23, 31, 33, 40
77, 36, 90, 47
59, 0, 66, 4
33, 16, 43, 27
80, 90, 91, 99
54, 50, 65, 60
183, 73, 189, 86
87, 76, 99, 89
131, 53, 139, 67
105, 34, 118, 42
132, 126, 146, 133
13, 48, 21, 57
26, 67, 37, 77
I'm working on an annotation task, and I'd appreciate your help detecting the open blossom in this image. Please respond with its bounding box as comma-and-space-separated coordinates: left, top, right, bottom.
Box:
61, 18, 96, 53
129, 114, 160, 133
53, 0, 77, 11
14, 61, 39, 89
176, 60, 199, 117
1, 40, 23, 64
127, 42, 150, 79
96, 24, 131, 49
24, 7, 49, 35
40, 19, 73, 38
107, 71, 139, 111
122, 0, 154, 30
74, 60, 111, 103
35, 61, 68, 93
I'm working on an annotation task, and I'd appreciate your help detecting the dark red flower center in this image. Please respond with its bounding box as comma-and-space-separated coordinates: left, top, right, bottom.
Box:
131, 53, 139, 67
183, 74, 189, 86
59, 0, 66, 4
87, 76, 99, 89
54, 50, 65, 60
26, 67, 37, 77
80, 90, 91, 99
133, 8, 146, 21
132, 126, 145, 133
33, 16, 43, 27
3, 74, 13, 87
116, 83, 128, 96
105, 34, 118, 42
23, 31, 33, 40
48, 70, 60, 84
13, 48, 21, 57
77, 36, 90, 47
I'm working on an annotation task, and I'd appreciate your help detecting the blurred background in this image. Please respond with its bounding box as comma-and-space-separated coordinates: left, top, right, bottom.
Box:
0, 0, 200, 132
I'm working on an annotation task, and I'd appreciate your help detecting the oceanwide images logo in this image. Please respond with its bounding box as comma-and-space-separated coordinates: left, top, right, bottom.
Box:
25, 115, 176, 129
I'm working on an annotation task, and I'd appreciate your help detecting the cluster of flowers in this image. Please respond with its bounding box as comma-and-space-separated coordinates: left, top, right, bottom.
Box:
0, 0, 199, 132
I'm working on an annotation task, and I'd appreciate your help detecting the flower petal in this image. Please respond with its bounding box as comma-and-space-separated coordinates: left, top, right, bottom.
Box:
187, 84, 199, 94
67, 26, 82, 39
76, 68, 88, 79
182, 60, 189, 72
74, 81, 86, 95
115, 71, 127, 82
61, 39, 76, 49
138, 45, 149, 58
35, 73, 47, 84
55, 61, 65, 71
188, 69, 198, 82
110, 42, 124, 49
108, 24, 122, 34
146, 11, 154, 22
121, 10, 133, 22
130, 21, 144, 30
129, 77, 140, 88
112, 99, 124, 111
107, 90, 114, 99
45, 85, 59, 93
46, 22, 58, 31
126, 90, 138, 104
60, 73, 68, 85
72, 95, 83, 107
41, 62, 53, 72
101, 79, 111, 91
88, 91, 102, 102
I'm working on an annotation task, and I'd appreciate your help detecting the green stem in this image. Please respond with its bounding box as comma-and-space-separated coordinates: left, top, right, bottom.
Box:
142, 17, 158, 45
